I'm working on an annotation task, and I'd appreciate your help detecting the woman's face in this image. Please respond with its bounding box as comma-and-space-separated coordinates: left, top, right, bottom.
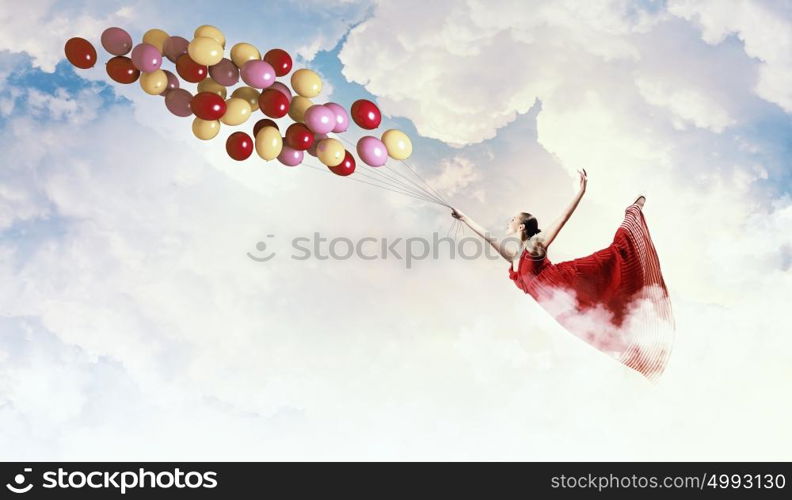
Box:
506, 212, 524, 235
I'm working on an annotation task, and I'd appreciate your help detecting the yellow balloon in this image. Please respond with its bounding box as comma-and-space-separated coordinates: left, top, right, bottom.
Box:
288, 95, 313, 123
188, 36, 224, 66
290, 69, 322, 98
230, 43, 260, 68
194, 25, 225, 47
197, 77, 227, 98
143, 29, 169, 53
192, 118, 221, 140
255, 126, 283, 161
317, 138, 345, 167
139, 69, 168, 95
381, 129, 413, 160
231, 86, 261, 112
221, 98, 252, 126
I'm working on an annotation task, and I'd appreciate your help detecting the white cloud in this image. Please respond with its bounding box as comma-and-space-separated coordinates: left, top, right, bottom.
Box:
427, 156, 482, 199
339, 0, 672, 146
668, 0, 792, 112
0, 1, 791, 460
635, 77, 736, 132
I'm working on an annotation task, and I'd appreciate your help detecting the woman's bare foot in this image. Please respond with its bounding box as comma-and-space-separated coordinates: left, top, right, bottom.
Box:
634, 195, 646, 208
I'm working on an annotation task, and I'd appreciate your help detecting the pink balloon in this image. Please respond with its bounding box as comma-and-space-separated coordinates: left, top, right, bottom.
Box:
240, 60, 275, 89
269, 81, 292, 102
356, 136, 388, 167
130, 43, 162, 73
163, 36, 189, 63
307, 133, 328, 157
278, 144, 304, 166
324, 102, 349, 133
303, 105, 336, 134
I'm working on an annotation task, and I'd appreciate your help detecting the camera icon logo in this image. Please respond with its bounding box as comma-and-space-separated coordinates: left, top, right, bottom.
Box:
5, 468, 33, 494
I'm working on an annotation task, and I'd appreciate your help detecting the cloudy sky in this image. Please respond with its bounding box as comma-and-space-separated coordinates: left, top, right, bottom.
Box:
1, 0, 790, 460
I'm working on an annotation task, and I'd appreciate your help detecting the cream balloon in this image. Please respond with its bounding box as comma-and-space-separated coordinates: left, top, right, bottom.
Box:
381, 129, 413, 160
221, 98, 252, 126
192, 118, 221, 140
139, 70, 168, 95
142, 29, 169, 53
231, 86, 260, 112
194, 25, 225, 47
290, 69, 322, 98
197, 77, 227, 98
188, 36, 224, 66
255, 126, 283, 161
288, 95, 313, 123
230, 43, 260, 68
316, 138, 345, 167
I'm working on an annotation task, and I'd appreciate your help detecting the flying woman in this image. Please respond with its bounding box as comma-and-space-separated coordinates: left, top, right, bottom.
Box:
451, 170, 675, 380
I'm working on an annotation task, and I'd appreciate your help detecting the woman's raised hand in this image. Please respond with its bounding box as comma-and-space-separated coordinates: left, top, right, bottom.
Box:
578, 168, 588, 192
451, 208, 465, 220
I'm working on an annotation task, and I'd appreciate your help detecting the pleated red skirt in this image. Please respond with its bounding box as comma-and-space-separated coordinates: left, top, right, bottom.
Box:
509, 202, 675, 380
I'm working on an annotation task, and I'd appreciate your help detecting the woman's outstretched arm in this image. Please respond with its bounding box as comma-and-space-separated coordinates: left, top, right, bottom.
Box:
452, 209, 516, 262
541, 169, 588, 249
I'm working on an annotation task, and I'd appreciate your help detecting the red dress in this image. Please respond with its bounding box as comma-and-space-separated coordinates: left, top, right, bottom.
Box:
509, 202, 675, 380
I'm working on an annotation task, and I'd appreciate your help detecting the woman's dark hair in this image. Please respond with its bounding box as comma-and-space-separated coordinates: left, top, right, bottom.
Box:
519, 212, 541, 240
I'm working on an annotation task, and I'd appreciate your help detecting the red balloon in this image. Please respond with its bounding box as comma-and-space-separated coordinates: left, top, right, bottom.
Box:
329, 150, 356, 177
253, 118, 279, 137
65, 37, 97, 69
190, 92, 226, 120
350, 99, 381, 129
284, 123, 314, 151
258, 89, 289, 118
105, 56, 139, 84
226, 132, 254, 161
175, 54, 207, 83
263, 48, 292, 77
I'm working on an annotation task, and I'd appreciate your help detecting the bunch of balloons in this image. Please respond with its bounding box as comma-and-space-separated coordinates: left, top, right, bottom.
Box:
64, 26, 413, 178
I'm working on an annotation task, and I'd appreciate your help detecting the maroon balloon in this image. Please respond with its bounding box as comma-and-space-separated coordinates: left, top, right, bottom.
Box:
209, 58, 239, 86
105, 56, 139, 84
165, 89, 194, 117
258, 88, 289, 118
329, 151, 356, 177
161, 70, 180, 95
101, 27, 132, 56
285, 123, 314, 151
163, 36, 189, 63
190, 92, 226, 120
176, 54, 207, 83
64, 37, 97, 69
263, 48, 292, 77
350, 99, 382, 129
226, 132, 254, 161
253, 118, 279, 137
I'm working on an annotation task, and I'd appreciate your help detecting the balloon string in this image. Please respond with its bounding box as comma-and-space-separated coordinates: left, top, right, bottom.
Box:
324, 138, 440, 203
397, 158, 451, 207
446, 218, 456, 238
348, 164, 446, 204
350, 165, 444, 203
334, 135, 450, 207
380, 160, 450, 206
300, 161, 447, 206
304, 163, 440, 204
